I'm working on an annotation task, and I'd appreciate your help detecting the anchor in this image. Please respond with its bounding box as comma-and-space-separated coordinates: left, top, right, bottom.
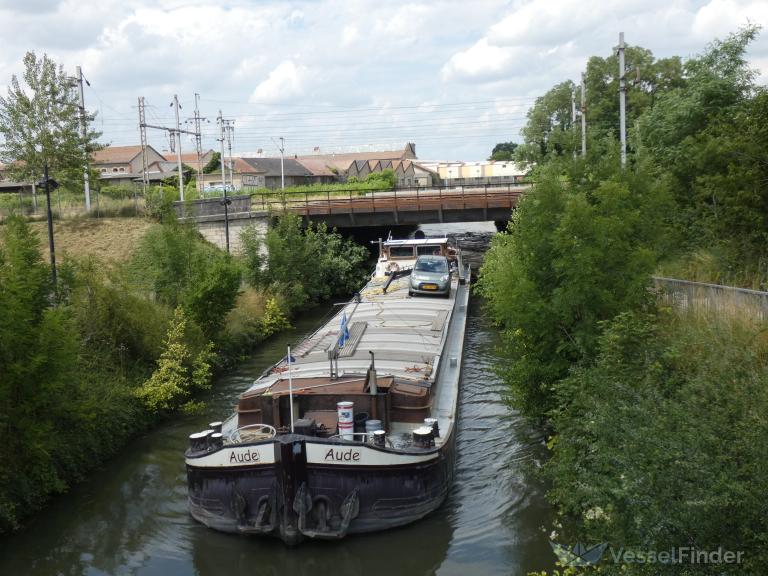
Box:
232, 484, 277, 534
293, 482, 360, 539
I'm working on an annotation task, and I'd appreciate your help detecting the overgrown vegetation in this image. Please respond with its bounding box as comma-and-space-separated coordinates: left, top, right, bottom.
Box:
479, 159, 670, 416
0, 205, 369, 532
246, 168, 398, 200
241, 212, 369, 315
480, 26, 768, 575
546, 311, 768, 574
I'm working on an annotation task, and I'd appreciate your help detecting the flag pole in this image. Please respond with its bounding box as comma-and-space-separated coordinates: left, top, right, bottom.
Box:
288, 345, 295, 433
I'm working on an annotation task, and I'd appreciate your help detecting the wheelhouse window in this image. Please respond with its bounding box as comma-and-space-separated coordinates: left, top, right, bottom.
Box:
389, 246, 415, 258
417, 245, 443, 256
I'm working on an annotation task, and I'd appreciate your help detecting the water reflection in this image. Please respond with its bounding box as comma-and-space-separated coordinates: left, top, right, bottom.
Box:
191, 513, 452, 576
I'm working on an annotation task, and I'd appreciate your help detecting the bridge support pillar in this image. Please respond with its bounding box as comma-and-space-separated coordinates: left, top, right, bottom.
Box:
185, 211, 269, 254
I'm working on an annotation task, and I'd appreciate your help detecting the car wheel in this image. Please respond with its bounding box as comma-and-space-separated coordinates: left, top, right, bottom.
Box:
408, 290, 414, 297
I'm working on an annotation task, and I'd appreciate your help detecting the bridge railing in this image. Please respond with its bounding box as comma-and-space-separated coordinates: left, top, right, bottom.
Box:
246, 182, 529, 214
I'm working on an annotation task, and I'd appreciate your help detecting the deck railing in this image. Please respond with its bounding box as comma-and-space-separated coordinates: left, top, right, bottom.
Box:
654, 276, 768, 321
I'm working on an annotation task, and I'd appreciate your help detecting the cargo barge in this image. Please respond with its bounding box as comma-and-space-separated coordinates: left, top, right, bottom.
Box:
185, 237, 470, 544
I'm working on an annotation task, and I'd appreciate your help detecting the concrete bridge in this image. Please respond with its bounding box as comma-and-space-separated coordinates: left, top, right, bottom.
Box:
176, 184, 526, 251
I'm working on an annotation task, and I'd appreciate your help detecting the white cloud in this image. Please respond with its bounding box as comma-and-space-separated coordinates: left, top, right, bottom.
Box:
341, 24, 360, 47
249, 60, 308, 104
441, 38, 516, 82
692, 0, 768, 40
374, 3, 433, 42
288, 9, 305, 27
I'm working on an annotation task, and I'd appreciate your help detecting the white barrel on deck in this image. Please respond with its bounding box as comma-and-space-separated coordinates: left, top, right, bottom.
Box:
337, 401, 354, 440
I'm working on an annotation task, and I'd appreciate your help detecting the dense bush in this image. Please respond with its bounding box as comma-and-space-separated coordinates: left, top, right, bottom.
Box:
0, 219, 147, 531
144, 185, 179, 220
241, 212, 368, 314
0, 205, 371, 531
135, 307, 215, 414
546, 311, 768, 574
478, 162, 669, 417
127, 221, 242, 337
0, 218, 237, 531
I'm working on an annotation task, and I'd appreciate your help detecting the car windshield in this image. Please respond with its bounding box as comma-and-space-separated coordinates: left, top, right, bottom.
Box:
415, 258, 448, 273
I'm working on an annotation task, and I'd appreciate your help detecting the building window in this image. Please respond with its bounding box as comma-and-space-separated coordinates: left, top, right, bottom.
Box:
112, 167, 118, 172
101, 168, 106, 173
119, 167, 125, 172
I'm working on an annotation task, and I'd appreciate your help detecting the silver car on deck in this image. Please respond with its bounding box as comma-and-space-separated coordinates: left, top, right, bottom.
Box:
409, 255, 452, 297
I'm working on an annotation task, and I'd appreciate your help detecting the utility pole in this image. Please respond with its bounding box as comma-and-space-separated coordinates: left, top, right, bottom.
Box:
217, 111, 231, 253
139, 97, 198, 201
580, 72, 587, 156
617, 32, 627, 168
172, 94, 184, 200
75, 66, 91, 211
217, 110, 229, 189
279, 137, 285, 189
191, 93, 205, 194
138, 97, 149, 195
225, 120, 235, 190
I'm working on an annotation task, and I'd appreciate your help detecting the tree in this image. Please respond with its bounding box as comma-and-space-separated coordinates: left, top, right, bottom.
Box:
584, 47, 684, 143
0, 218, 80, 529
477, 161, 670, 417
635, 25, 764, 282
489, 142, 518, 161
515, 81, 577, 165
0, 51, 101, 187
514, 44, 684, 169
241, 213, 369, 314
135, 307, 215, 413
203, 151, 221, 174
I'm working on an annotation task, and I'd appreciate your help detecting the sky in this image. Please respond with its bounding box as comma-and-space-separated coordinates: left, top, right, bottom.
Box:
1, 0, 767, 161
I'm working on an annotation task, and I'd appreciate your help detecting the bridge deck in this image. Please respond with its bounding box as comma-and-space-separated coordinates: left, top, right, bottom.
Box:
252, 185, 527, 222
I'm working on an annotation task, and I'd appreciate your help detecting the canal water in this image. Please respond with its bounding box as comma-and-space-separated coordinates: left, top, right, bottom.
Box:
0, 225, 555, 575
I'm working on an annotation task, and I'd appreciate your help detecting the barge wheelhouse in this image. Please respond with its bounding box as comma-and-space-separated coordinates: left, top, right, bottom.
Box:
185, 237, 470, 545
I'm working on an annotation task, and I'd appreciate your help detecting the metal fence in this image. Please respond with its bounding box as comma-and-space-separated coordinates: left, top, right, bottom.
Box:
654, 276, 768, 322
0, 186, 144, 221
174, 195, 251, 219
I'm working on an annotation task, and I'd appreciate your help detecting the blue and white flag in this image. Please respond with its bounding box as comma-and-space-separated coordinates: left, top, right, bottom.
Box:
339, 312, 350, 348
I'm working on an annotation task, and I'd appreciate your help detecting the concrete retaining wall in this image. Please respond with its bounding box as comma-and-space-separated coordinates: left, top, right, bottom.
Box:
193, 213, 267, 253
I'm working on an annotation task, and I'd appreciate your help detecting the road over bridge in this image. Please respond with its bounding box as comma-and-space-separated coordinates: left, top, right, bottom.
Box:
177, 184, 528, 251
253, 183, 528, 228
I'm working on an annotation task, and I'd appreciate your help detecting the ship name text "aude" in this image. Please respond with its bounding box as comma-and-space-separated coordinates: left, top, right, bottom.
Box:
229, 450, 261, 464
324, 448, 361, 462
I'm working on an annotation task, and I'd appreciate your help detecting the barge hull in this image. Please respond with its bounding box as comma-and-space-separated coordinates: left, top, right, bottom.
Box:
187, 429, 456, 544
